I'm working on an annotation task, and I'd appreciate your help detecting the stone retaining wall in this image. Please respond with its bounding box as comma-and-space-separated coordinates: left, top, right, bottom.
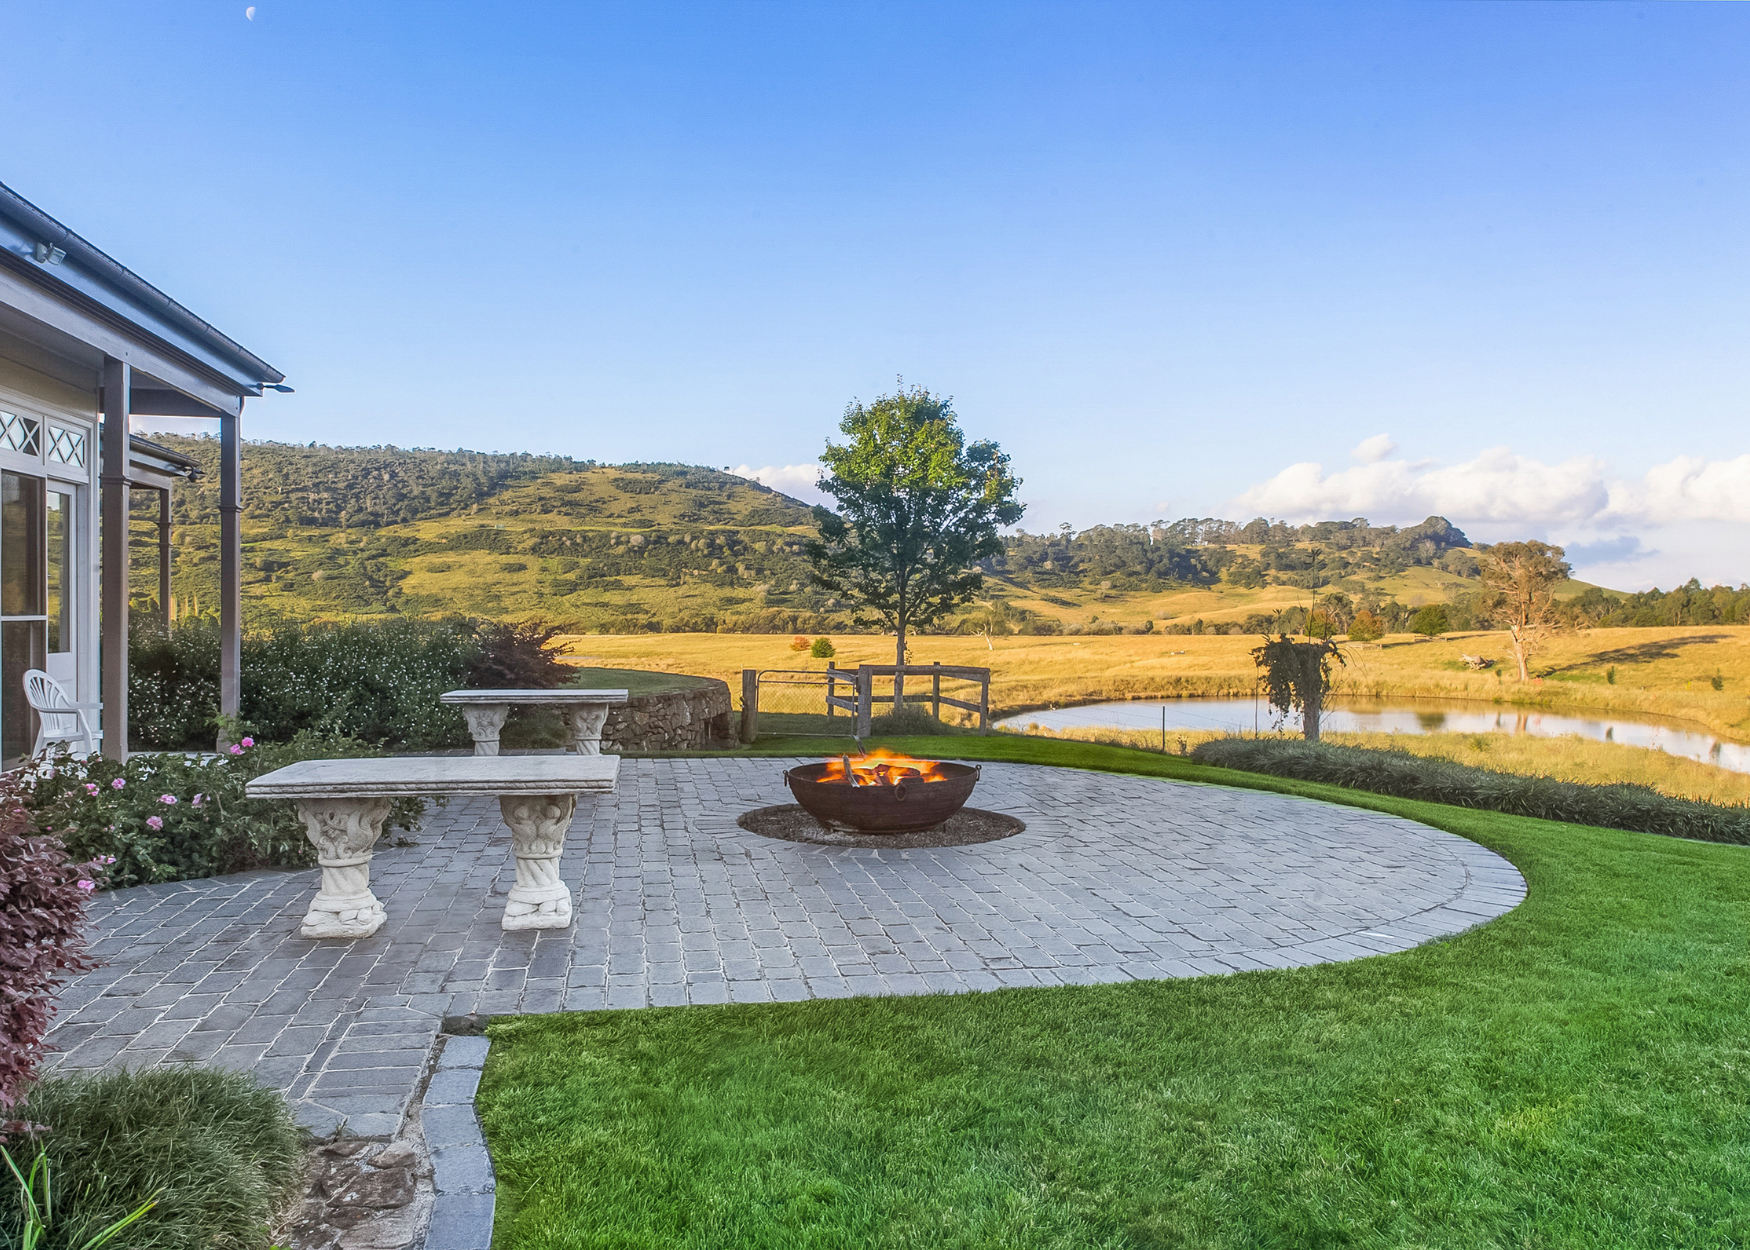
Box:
601, 680, 735, 752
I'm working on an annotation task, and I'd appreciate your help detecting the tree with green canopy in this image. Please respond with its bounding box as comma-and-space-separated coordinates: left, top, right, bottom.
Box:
805, 385, 1023, 703
1409, 603, 1450, 640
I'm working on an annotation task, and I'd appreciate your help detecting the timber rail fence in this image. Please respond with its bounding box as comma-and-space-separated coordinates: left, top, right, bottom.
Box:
740, 662, 992, 741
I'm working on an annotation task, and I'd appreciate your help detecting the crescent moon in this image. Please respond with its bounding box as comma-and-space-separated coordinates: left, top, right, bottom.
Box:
245, 6, 256, 18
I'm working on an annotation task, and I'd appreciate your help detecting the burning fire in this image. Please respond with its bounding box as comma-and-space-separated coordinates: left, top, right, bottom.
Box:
817, 749, 951, 786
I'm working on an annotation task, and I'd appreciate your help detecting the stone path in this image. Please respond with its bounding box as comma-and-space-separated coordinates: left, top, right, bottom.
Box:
45, 759, 1524, 1137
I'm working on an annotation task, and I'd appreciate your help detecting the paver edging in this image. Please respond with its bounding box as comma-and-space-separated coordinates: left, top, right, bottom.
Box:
420, 1033, 495, 1250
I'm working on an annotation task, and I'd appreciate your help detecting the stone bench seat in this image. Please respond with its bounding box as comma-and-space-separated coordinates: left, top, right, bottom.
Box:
248, 756, 619, 940
439, 688, 630, 756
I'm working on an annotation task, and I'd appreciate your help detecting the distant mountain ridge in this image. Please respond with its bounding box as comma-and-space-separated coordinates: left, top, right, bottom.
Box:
128, 436, 1740, 634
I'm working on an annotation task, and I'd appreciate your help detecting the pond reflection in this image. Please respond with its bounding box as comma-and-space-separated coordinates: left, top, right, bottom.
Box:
996, 697, 1750, 775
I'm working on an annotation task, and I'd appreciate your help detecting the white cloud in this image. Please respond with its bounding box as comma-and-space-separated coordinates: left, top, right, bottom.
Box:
1235, 446, 1647, 527
730, 463, 829, 507
1350, 433, 1397, 464
1609, 455, 1750, 525
1230, 444, 1750, 589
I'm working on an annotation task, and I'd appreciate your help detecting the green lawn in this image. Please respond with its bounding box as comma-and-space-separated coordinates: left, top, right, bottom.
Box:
476, 738, 1750, 1248
566, 665, 719, 697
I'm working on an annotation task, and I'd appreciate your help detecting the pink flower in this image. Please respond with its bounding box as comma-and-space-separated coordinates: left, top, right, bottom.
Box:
100, 855, 116, 865
110, 778, 125, 790
77, 879, 94, 892
159, 794, 177, 805
229, 745, 243, 756
84, 783, 99, 796
146, 815, 163, 831
192, 794, 204, 808
240, 737, 254, 748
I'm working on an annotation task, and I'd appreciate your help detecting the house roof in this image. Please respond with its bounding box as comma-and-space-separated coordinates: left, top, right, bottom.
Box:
0, 182, 285, 396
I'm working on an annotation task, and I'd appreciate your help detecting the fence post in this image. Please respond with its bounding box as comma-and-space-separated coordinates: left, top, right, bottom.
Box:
740, 669, 759, 743
931, 661, 941, 721
978, 671, 990, 734
826, 661, 836, 720
856, 666, 872, 741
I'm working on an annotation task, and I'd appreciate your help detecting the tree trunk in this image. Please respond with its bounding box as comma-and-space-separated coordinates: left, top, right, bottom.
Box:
1509, 626, 1530, 681
894, 625, 906, 707
1303, 680, 1322, 742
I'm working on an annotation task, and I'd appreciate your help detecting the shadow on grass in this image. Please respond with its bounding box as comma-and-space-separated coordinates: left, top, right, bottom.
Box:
1544, 633, 1733, 673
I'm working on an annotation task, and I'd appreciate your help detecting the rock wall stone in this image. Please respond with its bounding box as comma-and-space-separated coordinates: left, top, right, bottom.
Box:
601, 680, 735, 752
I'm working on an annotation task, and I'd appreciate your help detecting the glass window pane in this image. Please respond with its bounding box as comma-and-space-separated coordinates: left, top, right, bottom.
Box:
2, 620, 44, 762
47, 492, 70, 653
1, 473, 43, 617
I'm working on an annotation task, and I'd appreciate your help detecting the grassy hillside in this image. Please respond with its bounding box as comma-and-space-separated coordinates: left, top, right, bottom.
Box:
132, 439, 823, 629
127, 437, 1740, 637
130, 437, 1524, 633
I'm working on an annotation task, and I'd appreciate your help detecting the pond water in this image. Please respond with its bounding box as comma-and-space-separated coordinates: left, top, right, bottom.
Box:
996, 698, 1750, 775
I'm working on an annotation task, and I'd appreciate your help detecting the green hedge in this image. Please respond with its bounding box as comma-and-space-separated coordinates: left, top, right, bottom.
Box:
1189, 736, 1750, 845
129, 616, 572, 751
0, 1067, 302, 1250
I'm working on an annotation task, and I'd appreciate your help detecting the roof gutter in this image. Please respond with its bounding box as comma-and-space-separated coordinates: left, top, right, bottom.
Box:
0, 181, 285, 390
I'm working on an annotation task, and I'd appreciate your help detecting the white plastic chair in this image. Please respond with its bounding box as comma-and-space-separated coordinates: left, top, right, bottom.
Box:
23, 669, 101, 759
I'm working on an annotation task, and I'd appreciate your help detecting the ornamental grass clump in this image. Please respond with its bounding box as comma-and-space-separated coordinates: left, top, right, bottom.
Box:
0, 1068, 302, 1250
1190, 736, 1750, 845
868, 701, 964, 737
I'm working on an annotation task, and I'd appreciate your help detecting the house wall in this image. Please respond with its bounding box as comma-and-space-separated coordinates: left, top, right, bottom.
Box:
0, 354, 101, 728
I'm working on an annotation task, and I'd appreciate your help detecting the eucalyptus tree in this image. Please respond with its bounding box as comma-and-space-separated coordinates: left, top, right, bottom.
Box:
1480, 541, 1571, 680
805, 385, 1023, 704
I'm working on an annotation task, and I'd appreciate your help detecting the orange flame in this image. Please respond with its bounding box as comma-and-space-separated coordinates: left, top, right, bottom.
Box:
817, 748, 951, 786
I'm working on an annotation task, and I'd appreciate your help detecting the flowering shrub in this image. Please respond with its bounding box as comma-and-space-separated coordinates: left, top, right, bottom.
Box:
17, 732, 425, 889
0, 787, 107, 1108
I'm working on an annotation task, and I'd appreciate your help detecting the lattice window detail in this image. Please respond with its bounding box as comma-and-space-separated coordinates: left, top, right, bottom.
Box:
0, 412, 40, 456
46, 426, 85, 467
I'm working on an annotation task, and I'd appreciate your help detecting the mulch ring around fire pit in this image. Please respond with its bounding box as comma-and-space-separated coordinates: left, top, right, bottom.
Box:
738, 804, 1025, 849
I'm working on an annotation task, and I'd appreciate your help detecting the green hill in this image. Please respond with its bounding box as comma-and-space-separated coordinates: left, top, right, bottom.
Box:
129, 436, 1737, 635
133, 439, 824, 630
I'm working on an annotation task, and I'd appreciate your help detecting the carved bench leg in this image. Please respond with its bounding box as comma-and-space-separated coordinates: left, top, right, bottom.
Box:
295, 797, 392, 939
499, 793, 577, 930
562, 704, 611, 755
461, 704, 510, 757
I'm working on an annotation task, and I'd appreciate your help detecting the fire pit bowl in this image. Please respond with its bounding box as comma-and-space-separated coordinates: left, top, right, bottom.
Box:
784, 757, 981, 834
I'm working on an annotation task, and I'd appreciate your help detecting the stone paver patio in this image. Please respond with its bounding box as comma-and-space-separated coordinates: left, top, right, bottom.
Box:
45, 758, 1524, 1136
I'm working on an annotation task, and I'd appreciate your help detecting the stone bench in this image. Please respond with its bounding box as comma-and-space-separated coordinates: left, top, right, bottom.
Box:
439, 688, 630, 756
247, 756, 619, 940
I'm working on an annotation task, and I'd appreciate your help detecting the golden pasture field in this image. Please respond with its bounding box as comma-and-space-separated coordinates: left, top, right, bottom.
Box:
558, 625, 1750, 740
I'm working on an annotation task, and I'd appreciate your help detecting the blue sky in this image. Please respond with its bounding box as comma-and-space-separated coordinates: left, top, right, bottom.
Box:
4, 2, 1747, 588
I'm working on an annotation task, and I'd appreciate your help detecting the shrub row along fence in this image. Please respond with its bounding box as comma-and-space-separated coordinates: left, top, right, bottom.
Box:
740, 663, 992, 740
1191, 736, 1750, 846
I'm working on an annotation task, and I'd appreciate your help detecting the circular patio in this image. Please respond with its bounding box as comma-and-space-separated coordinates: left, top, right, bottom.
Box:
48, 757, 1523, 1137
